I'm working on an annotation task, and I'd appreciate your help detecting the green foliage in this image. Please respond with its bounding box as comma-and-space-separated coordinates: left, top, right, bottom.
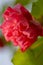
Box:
14, 0, 31, 5
30, 37, 43, 57
12, 49, 36, 65
37, 16, 43, 26
12, 37, 43, 65
14, 0, 37, 5
31, 0, 43, 19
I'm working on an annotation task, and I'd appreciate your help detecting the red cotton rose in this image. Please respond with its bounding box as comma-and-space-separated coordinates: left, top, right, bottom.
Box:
1, 4, 43, 51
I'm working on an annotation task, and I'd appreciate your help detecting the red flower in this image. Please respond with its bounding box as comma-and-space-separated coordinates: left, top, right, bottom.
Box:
1, 4, 43, 51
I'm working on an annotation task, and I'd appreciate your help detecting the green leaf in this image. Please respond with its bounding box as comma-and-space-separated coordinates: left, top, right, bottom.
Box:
14, 0, 37, 5
37, 16, 43, 26
14, 0, 30, 5
30, 37, 43, 58
11, 37, 43, 65
11, 49, 36, 65
31, 0, 43, 19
